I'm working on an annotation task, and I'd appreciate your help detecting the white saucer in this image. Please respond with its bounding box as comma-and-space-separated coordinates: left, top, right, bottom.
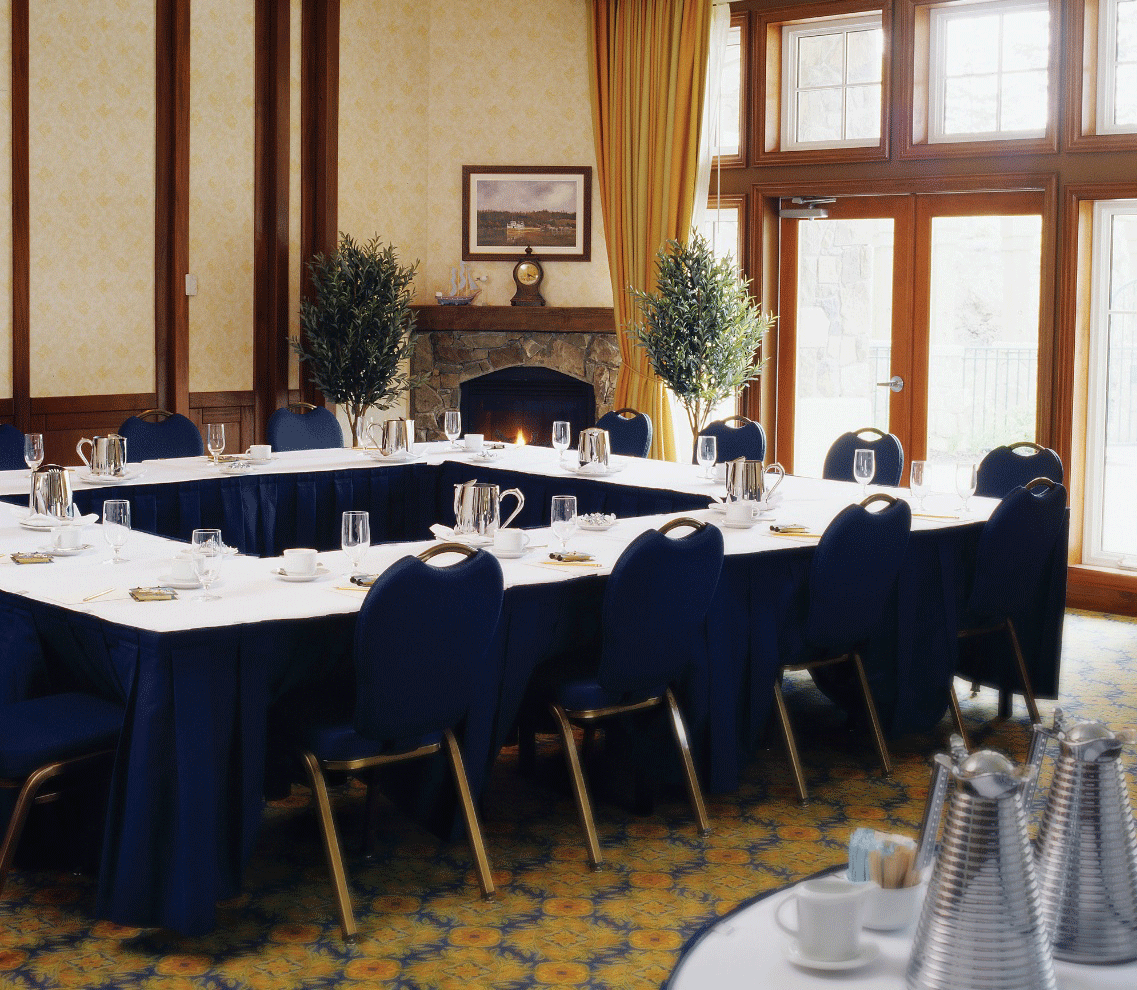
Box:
247, 456, 274, 465
79, 468, 144, 486
20, 517, 61, 532
273, 563, 331, 582
562, 462, 625, 478
783, 940, 879, 972
44, 544, 94, 556
719, 519, 757, 530
159, 574, 205, 590
489, 547, 530, 559
708, 502, 774, 515
362, 449, 422, 464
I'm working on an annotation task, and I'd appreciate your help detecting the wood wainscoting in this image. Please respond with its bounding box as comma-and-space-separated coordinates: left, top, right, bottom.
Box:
189, 391, 256, 456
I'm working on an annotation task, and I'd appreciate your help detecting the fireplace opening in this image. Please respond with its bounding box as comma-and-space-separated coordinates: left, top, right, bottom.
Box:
460, 366, 595, 447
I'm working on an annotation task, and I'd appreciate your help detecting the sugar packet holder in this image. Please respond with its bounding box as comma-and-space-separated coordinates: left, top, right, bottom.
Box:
11, 552, 53, 564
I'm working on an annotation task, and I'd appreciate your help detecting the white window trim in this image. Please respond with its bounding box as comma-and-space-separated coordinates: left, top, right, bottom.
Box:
780, 13, 883, 152
1083, 199, 1137, 569
1098, 0, 1137, 134
928, 0, 1049, 144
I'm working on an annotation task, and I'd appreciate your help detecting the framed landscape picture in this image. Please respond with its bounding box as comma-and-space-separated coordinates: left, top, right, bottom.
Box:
462, 165, 592, 262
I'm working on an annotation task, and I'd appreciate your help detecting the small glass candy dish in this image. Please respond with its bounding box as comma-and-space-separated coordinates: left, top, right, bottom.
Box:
577, 512, 616, 532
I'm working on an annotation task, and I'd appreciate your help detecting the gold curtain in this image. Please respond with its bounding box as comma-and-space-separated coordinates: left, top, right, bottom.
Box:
589, 0, 713, 461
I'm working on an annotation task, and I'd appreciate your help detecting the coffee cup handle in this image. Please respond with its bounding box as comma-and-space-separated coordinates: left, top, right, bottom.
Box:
773, 892, 798, 935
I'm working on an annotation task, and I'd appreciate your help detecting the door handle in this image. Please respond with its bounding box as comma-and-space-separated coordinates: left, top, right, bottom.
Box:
876, 375, 904, 393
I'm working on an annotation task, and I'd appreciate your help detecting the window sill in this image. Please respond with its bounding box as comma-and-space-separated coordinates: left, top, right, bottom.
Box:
1067, 563, 1137, 617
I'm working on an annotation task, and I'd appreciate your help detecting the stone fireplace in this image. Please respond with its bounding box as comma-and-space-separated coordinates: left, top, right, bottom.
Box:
409, 309, 621, 445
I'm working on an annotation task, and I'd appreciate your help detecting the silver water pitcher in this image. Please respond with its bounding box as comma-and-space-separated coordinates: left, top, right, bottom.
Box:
452, 479, 524, 540
723, 458, 785, 502
76, 433, 127, 477
369, 418, 414, 456
907, 736, 1056, 990
577, 428, 610, 470
31, 464, 74, 519
1028, 709, 1137, 963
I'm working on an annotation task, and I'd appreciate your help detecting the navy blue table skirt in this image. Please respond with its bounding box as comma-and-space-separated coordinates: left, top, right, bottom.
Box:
0, 463, 1066, 933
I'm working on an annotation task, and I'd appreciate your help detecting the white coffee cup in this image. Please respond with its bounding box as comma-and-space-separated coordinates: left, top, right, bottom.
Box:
170, 551, 197, 582
247, 444, 271, 461
724, 499, 760, 526
282, 547, 318, 576
54, 526, 83, 550
775, 875, 870, 963
464, 433, 484, 453
493, 528, 530, 553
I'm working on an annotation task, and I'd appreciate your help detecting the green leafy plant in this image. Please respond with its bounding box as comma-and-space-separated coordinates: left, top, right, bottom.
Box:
628, 233, 775, 437
292, 233, 423, 446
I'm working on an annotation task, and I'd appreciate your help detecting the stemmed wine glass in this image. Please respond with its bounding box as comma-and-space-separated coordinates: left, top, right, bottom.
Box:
552, 421, 571, 463
910, 460, 929, 512
206, 424, 225, 464
341, 510, 370, 577
696, 434, 717, 480
550, 495, 577, 550
853, 448, 876, 498
191, 528, 223, 601
24, 433, 43, 511
443, 409, 461, 448
956, 462, 977, 515
102, 500, 131, 564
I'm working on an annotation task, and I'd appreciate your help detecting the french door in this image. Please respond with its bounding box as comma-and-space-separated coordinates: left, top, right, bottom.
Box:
775, 191, 1045, 481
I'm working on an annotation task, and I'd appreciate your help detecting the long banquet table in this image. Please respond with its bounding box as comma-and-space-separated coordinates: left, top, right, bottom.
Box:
0, 444, 1067, 934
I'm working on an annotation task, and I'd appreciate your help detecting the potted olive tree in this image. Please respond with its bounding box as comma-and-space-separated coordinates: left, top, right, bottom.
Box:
292, 233, 423, 447
628, 233, 775, 438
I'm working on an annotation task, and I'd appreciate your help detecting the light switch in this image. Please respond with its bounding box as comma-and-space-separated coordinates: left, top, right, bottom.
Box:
185, 274, 198, 296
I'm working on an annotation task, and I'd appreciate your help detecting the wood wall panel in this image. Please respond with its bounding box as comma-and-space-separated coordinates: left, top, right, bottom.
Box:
30, 393, 156, 466
189, 390, 256, 455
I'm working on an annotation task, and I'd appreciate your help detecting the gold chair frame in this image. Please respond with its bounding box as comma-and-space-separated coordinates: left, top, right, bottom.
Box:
136, 408, 174, 422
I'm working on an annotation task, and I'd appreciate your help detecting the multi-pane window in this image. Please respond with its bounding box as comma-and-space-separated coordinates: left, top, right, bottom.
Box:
712, 24, 743, 159
781, 14, 883, 150
929, 0, 1049, 142
1099, 0, 1137, 132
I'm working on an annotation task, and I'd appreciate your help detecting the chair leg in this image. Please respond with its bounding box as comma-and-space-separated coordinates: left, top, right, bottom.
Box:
772, 679, 809, 805
851, 654, 892, 778
0, 763, 66, 897
442, 730, 495, 899
664, 689, 710, 836
550, 704, 603, 869
948, 684, 972, 751
1006, 620, 1042, 724
301, 751, 358, 942
362, 774, 381, 858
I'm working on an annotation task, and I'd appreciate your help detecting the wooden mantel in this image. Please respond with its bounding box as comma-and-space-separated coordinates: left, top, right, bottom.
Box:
411, 305, 616, 334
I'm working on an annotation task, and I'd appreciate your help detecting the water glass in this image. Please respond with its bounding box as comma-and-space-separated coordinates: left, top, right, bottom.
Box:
24, 433, 43, 510
696, 434, 717, 479
550, 495, 577, 549
102, 499, 131, 564
341, 510, 370, 576
552, 421, 571, 461
853, 448, 876, 497
956, 462, 977, 514
910, 460, 929, 511
443, 409, 461, 447
191, 528, 223, 600
206, 423, 225, 463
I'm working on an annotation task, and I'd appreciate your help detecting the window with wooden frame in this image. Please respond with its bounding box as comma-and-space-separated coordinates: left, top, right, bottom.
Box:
711, 13, 748, 166
1066, 0, 1137, 149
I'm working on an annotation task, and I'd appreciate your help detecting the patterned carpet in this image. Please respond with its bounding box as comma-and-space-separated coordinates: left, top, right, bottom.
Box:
1, 609, 1134, 989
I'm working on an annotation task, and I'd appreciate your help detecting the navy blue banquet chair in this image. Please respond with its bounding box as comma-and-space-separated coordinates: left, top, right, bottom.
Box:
773, 493, 911, 803
975, 442, 1063, 499
694, 415, 766, 463
822, 427, 904, 486
292, 543, 503, 940
595, 408, 652, 458
267, 402, 344, 452
534, 518, 723, 868
117, 409, 204, 460
0, 609, 124, 896
948, 478, 1067, 747
0, 424, 24, 470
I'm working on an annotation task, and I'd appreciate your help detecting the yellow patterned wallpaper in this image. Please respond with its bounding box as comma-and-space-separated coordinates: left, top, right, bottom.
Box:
28, 0, 155, 397
188, 0, 254, 393
0, 0, 11, 400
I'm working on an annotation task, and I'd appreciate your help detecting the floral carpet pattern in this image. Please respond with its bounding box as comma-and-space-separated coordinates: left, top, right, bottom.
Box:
1, 610, 1134, 989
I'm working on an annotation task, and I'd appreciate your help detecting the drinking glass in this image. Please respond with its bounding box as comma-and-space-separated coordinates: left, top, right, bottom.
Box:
696, 434, 717, 479
102, 499, 131, 564
206, 423, 225, 463
956, 461, 978, 515
24, 433, 43, 511
341, 510, 370, 576
550, 495, 577, 549
853, 448, 876, 498
910, 460, 929, 512
552, 421, 571, 462
191, 528, 223, 601
443, 409, 461, 448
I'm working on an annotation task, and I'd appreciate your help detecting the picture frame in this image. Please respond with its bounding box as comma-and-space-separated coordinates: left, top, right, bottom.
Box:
462, 165, 592, 262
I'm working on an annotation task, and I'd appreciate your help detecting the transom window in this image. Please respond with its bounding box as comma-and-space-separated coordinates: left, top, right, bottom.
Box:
1099, 0, 1137, 132
929, 0, 1050, 142
781, 14, 883, 150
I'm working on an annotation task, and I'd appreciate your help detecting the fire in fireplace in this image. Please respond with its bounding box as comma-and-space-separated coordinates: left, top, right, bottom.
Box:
460, 367, 595, 447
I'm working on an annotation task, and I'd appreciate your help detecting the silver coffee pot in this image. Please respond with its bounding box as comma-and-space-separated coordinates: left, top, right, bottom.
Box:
368, 418, 414, 456
76, 434, 127, 477
31, 464, 74, 519
577, 428, 610, 470
724, 458, 785, 502
907, 736, 1056, 990
1027, 709, 1137, 963
452, 479, 524, 540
